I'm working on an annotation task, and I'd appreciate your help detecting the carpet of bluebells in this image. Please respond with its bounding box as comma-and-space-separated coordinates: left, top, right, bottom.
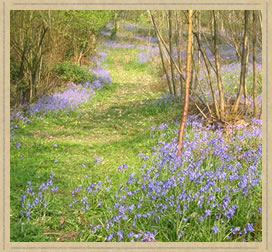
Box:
71, 117, 262, 242
17, 116, 262, 242
11, 22, 262, 242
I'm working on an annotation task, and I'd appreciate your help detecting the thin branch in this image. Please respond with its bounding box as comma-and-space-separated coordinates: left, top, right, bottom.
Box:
195, 103, 211, 122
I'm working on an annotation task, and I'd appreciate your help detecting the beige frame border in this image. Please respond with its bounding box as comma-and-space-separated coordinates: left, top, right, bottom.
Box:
0, 0, 271, 251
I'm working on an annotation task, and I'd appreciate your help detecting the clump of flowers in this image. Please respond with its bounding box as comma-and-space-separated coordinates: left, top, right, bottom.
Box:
19, 174, 58, 221
137, 52, 152, 64
91, 66, 112, 86
28, 83, 96, 114
104, 40, 135, 49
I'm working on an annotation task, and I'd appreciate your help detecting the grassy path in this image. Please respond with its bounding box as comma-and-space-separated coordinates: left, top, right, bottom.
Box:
83, 47, 179, 167
10, 38, 182, 241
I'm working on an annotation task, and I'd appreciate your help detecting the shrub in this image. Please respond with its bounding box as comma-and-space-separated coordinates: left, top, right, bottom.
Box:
53, 61, 94, 84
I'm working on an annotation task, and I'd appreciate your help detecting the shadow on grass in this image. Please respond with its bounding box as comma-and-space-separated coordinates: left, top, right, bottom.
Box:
38, 95, 181, 139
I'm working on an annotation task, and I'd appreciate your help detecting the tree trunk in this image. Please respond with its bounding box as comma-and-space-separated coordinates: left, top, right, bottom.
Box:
252, 10, 258, 118
194, 11, 201, 90
177, 10, 193, 156
150, 12, 173, 95
194, 31, 220, 119
111, 11, 119, 39
148, 11, 186, 85
232, 10, 249, 114
243, 43, 249, 107
158, 38, 173, 95
175, 11, 184, 96
212, 11, 225, 121
168, 10, 177, 96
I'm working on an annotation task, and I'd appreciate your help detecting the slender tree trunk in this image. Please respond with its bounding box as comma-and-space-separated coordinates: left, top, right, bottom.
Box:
29, 12, 33, 101
220, 12, 224, 31
232, 10, 249, 114
149, 11, 186, 82
150, 12, 173, 95
111, 11, 119, 39
190, 41, 195, 89
226, 21, 242, 62
194, 11, 201, 90
175, 11, 184, 96
37, 55, 43, 96
243, 43, 249, 107
253, 10, 258, 118
194, 31, 220, 119
213, 11, 225, 121
168, 10, 177, 96
29, 79, 33, 101
158, 38, 173, 95
258, 11, 262, 31
177, 10, 193, 156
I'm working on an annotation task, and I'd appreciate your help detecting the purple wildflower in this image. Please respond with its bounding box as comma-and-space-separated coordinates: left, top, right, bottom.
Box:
141, 231, 156, 242
212, 226, 218, 234
117, 230, 124, 241
106, 233, 114, 241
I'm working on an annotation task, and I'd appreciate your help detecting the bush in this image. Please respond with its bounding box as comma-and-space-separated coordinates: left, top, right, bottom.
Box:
53, 61, 94, 84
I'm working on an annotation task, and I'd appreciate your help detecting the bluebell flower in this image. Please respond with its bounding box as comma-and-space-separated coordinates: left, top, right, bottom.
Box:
244, 223, 255, 233
94, 157, 101, 163
117, 230, 124, 241
212, 226, 218, 234
230, 227, 240, 234
15, 142, 21, 149
127, 232, 135, 238
141, 231, 156, 242
25, 211, 31, 220
225, 207, 235, 219
205, 209, 211, 216
178, 231, 184, 239
106, 233, 114, 241
51, 186, 58, 192
91, 224, 101, 232
20, 195, 27, 203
